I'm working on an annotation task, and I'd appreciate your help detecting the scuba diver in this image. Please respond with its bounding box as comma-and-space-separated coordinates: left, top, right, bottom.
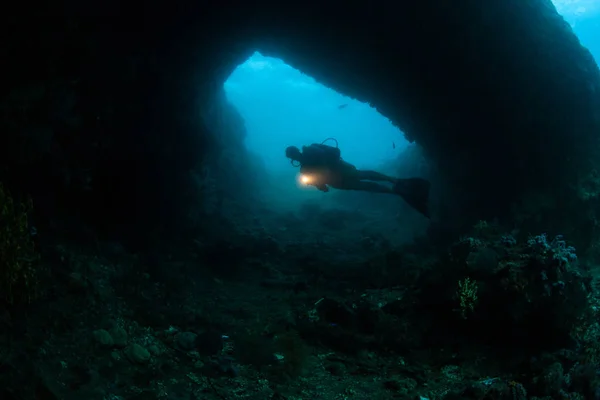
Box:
285, 138, 431, 218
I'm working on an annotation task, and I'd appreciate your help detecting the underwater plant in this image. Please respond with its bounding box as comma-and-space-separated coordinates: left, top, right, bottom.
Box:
0, 182, 40, 305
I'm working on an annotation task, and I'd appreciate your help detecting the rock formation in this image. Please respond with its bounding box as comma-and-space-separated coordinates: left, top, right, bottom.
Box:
1, 0, 599, 244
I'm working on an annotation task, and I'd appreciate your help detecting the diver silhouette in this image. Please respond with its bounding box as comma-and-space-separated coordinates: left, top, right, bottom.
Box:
285, 138, 430, 218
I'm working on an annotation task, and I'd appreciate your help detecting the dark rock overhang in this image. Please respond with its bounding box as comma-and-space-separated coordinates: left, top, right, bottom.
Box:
1, 0, 599, 242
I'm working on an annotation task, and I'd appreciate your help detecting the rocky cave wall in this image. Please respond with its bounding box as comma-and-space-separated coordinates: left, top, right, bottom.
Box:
246, 0, 600, 238
2, 0, 600, 247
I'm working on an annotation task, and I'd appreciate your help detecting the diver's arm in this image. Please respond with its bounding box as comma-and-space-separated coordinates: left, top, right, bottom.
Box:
316, 183, 329, 192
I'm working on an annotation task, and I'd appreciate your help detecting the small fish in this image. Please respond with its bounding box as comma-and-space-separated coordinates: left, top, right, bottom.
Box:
392, 141, 396, 149
337, 104, 348, 109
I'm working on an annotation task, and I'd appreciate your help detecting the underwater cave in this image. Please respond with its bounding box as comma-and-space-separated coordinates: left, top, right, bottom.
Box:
2, 0, 600, 247
224, 51, 409, 173
2, 1, 600, 398
3, 0, 599, 247
222, 51, 431, 242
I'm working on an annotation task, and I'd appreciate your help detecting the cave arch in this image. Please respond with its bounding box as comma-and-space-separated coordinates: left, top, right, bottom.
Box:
2, 0, 600, 245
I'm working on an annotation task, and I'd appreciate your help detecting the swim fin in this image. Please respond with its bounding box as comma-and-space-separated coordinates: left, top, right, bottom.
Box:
393, 178, 431, 218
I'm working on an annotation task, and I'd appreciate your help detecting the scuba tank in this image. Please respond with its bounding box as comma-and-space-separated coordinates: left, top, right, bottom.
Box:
302, 138, 341, 166
289, 138, 341, 168
314, 137, 341, 160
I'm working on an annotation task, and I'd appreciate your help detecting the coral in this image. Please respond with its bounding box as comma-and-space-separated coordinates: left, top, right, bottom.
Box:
440, 229, 592, 353
0, 182, 40, 305
500, 234, 517, 247
576, 168, 600, 201
527, 233, 578, 266
457, 277, 478, 319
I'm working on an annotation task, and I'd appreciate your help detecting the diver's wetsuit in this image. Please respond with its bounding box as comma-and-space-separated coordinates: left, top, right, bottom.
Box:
305, 160, 396, 193
296, 143, 430, 218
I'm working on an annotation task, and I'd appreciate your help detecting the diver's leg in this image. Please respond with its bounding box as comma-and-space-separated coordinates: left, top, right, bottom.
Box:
357, 170, 396, 183
394, 178, 431, 218
347, 180, 394, 193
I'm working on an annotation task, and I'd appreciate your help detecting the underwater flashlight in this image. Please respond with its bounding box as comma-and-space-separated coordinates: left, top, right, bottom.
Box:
300, 174, 312, 184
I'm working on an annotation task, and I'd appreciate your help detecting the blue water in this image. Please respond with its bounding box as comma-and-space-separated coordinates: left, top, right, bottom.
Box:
224, 53, 409, 174
553, 0, 600, 58
224, 52, 427, 240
